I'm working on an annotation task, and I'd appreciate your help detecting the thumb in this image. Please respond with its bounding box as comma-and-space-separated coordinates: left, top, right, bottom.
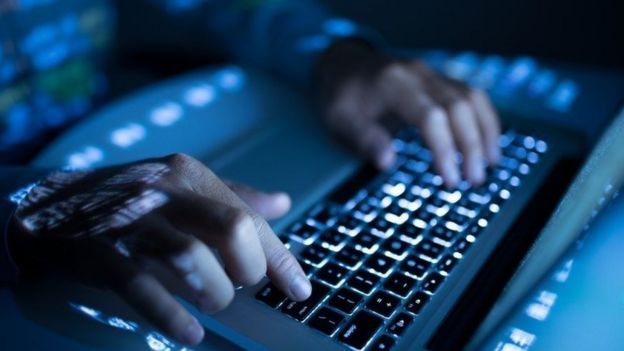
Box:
224, 181, 291, 220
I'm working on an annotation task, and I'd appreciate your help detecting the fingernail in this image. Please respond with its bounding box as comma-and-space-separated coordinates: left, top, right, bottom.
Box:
171, 253, 194, 273
289, 275, 312, 301
182, 318, 204, 345
185, 272, 203, 291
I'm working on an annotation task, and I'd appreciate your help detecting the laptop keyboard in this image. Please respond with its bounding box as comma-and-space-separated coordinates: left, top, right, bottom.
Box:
255, 128, 548, 350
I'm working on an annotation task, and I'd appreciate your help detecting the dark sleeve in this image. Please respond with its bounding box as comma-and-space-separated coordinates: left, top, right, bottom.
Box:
0, 167, 51, 286
136, 0, 382, 85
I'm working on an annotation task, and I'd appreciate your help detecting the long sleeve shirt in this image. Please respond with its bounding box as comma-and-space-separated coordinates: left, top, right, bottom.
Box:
0, 0, 372, 284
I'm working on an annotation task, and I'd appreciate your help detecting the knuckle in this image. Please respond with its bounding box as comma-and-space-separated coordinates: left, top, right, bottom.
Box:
164, 153, 195, 166
381, 62, 409, 82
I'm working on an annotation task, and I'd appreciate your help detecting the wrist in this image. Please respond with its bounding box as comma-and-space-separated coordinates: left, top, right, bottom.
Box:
314, 38, 389, 106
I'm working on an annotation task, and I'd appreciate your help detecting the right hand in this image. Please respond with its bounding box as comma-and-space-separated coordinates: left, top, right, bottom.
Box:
8, 153, 311, 345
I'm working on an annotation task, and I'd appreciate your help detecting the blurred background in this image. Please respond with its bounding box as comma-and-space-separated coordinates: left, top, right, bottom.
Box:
112, 0, 623, 98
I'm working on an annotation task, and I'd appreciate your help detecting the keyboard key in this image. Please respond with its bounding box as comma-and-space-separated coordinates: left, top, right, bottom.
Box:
308, 307, 345, 336
384, 272, 417, 297
382, 238, 410, 258
255, 283, 287, 308
400, 255, 430, 278
453, 238, 472, 256
367, 290, 401, 318
371, 334, 396, 351
319, 228, 348, 248
309, 204, 339, 226
369, 217, 394, 237
328, 287, 364, 314
437, 254, 459, 274
298, 259, 315, 276
415, 239, 445, 261
445, 211, 471, 226
365, 253, 397, 276
430, 224, 460, 243
405, 291, 430, 315
422, 272, 445, 294
397, 222, 423, 239
348, 270, 380, 295
289, 222, 319, 242
412, 208, 436, 225
338, 310, 384, 350
281, 281, 330, 321
316, 262, 349, 286
337, 214, 365, 233
299, 244, 331, 265
353, 231, 380, 252
387, 312, 413, 336
334, 245, 365, 269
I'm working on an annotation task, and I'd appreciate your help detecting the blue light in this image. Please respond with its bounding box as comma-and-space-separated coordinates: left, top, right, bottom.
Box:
183, 84, 216, 107
527, 69, 556, 98
67, 146, 104, 169
443, 52, 479, 81
469, 55, 505, 89
21, 24, 57, 54
150, 102, 184, 127
111, 123, 146, 148
323, 18, 357, 37
214, 67, 246, 92
107, 317, 139, 332
547, 79, 579, 112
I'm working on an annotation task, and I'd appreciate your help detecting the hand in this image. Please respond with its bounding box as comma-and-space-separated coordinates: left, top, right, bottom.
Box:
8, 154, 310, 346
317, 40, 501, 187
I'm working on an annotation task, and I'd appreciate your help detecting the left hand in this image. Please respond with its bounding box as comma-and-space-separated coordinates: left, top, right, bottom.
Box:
316, 40, 501, 187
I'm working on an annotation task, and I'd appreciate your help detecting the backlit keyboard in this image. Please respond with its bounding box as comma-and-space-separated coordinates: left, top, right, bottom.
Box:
255, 128, 548, 350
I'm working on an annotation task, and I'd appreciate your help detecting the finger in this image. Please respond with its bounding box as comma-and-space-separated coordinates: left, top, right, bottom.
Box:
161, 190, 267, 287
466, 88, 501, 164
130, 219, 236, 313
425, 77, 487, 184
330, 117, 395, 170
96, 248, 205, 345
224, 181, 291, 220
159, 154, 311, 301
327, 84, 395, 170
378, 64, 460, 186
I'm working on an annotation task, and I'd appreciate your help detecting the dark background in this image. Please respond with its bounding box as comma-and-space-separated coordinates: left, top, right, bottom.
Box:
320, 0, 623, 69
112, 0, 623, 100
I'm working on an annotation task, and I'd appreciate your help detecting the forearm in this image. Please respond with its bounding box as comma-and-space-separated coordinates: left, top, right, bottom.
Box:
122, 0, 381, 86
0, 167, 52, 286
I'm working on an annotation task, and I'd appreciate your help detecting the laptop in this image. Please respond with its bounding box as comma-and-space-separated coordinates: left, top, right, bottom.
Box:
23, 57, 620, 350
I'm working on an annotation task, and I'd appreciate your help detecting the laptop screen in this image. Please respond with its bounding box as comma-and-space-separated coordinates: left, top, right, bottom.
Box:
469, 105, 624, 349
